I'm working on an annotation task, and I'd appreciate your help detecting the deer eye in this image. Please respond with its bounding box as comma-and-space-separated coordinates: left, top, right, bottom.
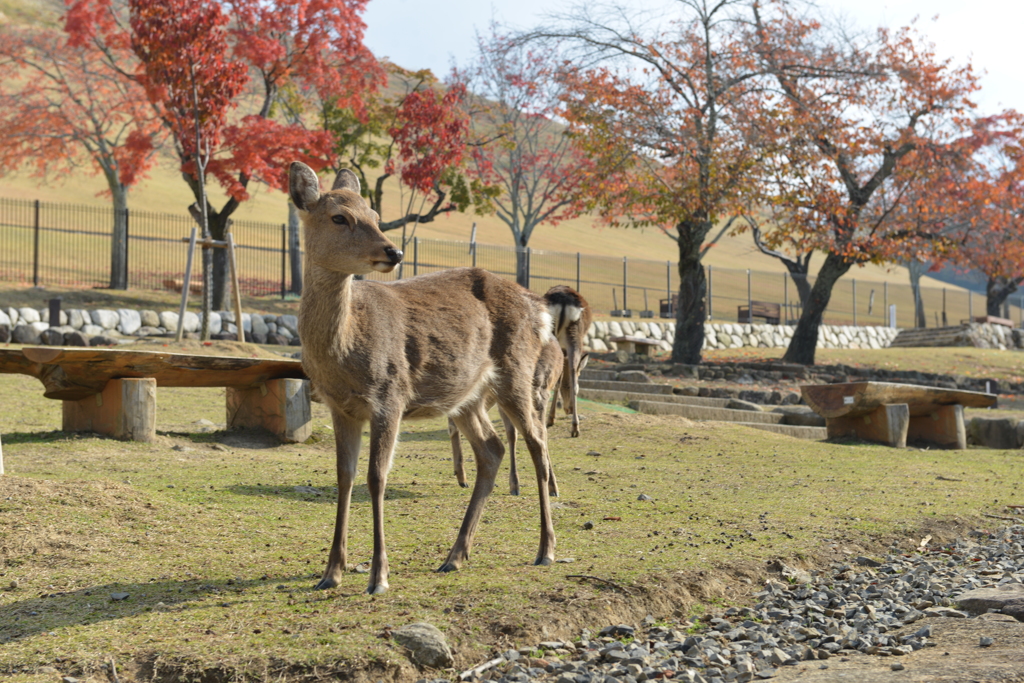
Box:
331, 214, 349, 226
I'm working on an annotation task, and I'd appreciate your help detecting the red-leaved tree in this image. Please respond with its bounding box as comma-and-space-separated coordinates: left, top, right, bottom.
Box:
0, 14, 162, 289
66, 0, 380, 309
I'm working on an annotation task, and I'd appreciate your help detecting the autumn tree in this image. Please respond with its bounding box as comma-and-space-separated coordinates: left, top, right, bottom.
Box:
750, 6, 980, 364
457, 31, 591, 287
0, 12, 161, 289
536, 1, 775, 363
67, 0, 380, 309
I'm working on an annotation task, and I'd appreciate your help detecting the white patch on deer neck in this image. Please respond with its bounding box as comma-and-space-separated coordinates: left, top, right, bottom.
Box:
537, 310, 553, 344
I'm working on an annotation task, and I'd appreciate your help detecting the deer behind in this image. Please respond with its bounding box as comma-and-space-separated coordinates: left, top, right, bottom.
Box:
545, 285, 592, 438
290, 161, 557, 594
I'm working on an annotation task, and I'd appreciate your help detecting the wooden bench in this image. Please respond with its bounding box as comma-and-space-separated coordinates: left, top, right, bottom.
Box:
0, 347, 311, 443
801, 381, 996, 449
738, 301, 781, 324
609, 335, 662, 356
961, 315, 1014, 328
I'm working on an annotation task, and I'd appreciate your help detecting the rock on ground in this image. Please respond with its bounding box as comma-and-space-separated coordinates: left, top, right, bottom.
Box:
392, 622, 455, 669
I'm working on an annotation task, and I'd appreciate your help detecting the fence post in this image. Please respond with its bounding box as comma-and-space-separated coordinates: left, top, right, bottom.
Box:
124, 208, 130, 288
33, 199, 40, 287
576, 252, 581, 292
883, 282, 888, 323
852, 279, 857, 326
665, 260, 671, 311
783, 272, 788, 322
472, 241, 477, 269
746, 269, 752, 323
942, 288, 947, 326
622, 257, 628, 311
707, 265, 713, 320
413, 236, 419, 276
526, 247, 532, 289
969, 290, 973, 319
281, 223, 286, 299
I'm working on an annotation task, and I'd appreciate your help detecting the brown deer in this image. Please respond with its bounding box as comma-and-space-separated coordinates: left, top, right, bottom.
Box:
544, 285, 593, 438
290, 161, 557, 594
449, 285, 592, 496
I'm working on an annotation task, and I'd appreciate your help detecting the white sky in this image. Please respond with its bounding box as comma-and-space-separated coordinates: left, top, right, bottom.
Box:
363, 0, 1023, 115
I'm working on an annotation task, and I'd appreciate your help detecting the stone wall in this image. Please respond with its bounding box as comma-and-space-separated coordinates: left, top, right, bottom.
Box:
0, 305, 300, 346
585, 320, 901, 352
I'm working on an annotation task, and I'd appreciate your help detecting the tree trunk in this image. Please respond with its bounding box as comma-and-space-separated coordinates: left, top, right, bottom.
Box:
670, 220, 710, 365
207, 210, 231, 310
514, 246, 530, 289
109, 183, 129, 290
987, 276, 1021, 316
287, 200, 303, 295
782, 252, 853, 365
907, 260, 927, 328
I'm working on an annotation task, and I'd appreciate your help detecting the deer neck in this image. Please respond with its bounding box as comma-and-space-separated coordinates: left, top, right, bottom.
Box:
300, 263, 358, 355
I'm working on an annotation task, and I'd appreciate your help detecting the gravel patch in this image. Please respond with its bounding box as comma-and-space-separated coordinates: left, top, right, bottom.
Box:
441, 526, 1024, 683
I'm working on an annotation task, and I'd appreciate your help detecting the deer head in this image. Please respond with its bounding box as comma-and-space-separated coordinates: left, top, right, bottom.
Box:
289, 162, 403, 275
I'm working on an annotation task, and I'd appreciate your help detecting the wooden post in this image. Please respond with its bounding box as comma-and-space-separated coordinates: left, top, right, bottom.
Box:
907, 404, 966, 450
63, 378, 157, 442
226, 378, 312, 443
175, 227, 198, 342
826, 403, 909, 448
0, 432, 4, 476
227, 233, 245, 343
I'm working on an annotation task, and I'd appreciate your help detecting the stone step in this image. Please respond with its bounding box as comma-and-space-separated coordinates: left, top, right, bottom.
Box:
579, 379, 674, 395
579, 370, 619, 382
734, 422, 827, 440
628, 400, 785, 424
580, 388, 732, 408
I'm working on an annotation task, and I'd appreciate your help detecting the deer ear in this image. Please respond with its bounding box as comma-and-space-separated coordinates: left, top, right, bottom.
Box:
289, 162, 321, 211
332, 168, 361, 194
578, 353, 589, 372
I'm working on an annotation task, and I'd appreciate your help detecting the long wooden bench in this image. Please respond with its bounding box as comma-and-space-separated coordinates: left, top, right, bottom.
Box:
0, 347, 311, 443
609, 335, 662, 356
738, 301, 781, 324
801, 381, 996, 449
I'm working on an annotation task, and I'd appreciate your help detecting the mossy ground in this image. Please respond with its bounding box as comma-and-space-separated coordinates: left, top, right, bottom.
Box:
2, 362, 1023, 682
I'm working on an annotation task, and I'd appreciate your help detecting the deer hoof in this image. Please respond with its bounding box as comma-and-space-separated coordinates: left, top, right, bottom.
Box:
365, 582, 389, 595
435, 561, 460, 573
509, 486, 520, 496
533, 556, 553, 567
314, 576, 340, 591
459, 482, 469, 488
570, 427, 580, 437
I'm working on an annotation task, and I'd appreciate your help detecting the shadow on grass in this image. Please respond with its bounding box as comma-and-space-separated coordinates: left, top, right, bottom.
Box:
1, 430, 103, 445
0, 572, 336, 645
225, 482, 421, 503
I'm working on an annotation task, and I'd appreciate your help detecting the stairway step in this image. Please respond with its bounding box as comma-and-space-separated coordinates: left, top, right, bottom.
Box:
580, 389, 732, 408
579, 370, 619, 382
579, 380, 674, 395
628, 400, 784, 424
734, 422, 827, 440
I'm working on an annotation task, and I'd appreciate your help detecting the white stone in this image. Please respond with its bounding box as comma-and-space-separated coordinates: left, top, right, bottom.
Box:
180, 311, 199, 333
117, 309, 142, 335
277, 314, 299, 335
91, 309, 120, 329
591, 338, 608, 352
251, 314, 268, 336
12, 324, 41, 344
241, 313, 252, 333
278, 326, 294, 340
608, 321, 624, 338
204, 313, 223, 335
5, 307, 18, 325
224, 322, 238, 335
18, 307, 40, 324
218, 310, 235, 323
659, 340, 671, 351
82, 324, 104, 336
266, 322, 277, 334
730, 334, 743, 348
67, 309, 86, 329
159, 311, 179, 330
638, 322, 650, 336
621, 321, 635, 335
0, 310, 9, 327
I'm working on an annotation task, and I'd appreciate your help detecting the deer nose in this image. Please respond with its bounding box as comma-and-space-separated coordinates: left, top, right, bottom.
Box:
385, 246, 403, 264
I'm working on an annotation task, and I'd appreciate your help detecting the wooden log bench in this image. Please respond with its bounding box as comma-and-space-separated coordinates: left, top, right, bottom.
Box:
609, 335, 662, 356
738, 301, 781, 324
801, 381, 996, 449
961, 315, 1014, 328
0, 347, 311, 443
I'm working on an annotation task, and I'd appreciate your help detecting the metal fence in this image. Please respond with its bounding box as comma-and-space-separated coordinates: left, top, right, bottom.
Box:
2, 195, 1021, 329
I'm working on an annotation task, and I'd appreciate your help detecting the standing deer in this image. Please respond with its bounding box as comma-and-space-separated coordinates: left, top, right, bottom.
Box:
290, 161, 557, 594
449, 285, 592, 495
544, 285, 593, 438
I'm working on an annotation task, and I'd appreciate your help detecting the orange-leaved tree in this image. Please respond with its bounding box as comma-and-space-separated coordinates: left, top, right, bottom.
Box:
751, 5, 981, 363
536, 0, 777, 363
458, 30, 592, 288
0, 12, 162, 289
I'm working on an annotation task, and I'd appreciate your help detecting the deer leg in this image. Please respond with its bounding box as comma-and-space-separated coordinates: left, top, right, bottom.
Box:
500, 409, 520, 496
438, 404, 504, 573
448, 418, 468, 488
315, 411, 363, 590
565, 347, 582, 437
499, 400, 556, 567
365, 413, 400, 595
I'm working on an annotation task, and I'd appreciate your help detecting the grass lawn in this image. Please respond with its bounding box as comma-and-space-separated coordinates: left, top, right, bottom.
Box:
2, 358, 1023, 682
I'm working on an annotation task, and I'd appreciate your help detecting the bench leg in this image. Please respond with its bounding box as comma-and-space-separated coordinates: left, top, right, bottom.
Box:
63, 378, 157, 442
826, 403, 909, 448
226, 379, 312, 443
907, 404, 966, 449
